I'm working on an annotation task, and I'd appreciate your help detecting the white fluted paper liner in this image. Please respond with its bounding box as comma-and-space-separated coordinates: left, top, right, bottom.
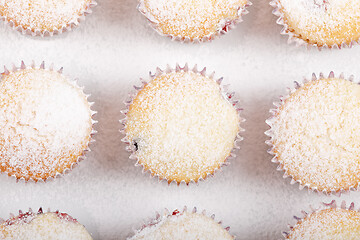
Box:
269, 0, 359, 50
0, 208, 80, 226
127, 206, 235, 239
0, 207, 92, 238
137, 1, 252, 43
0, 0, 97, 37
120, 63, 244, 185
0, 61, 97, 183
265, 72, 357, 196
283, 200, 358, 238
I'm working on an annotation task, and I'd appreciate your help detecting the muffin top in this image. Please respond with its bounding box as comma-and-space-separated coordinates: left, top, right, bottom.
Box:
130, 211, 233, 240
271, 78, 360, 192
0, 211, 92, 240
0, 0, 92, 33
278, 0, 360, 46
125, 70, 240, 183
287, 208, 360, 239
141, 0, 248, 40
0, 68, 93, 181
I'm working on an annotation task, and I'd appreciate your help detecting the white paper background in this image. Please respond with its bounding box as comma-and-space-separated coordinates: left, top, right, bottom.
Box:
1, 0, 360, 239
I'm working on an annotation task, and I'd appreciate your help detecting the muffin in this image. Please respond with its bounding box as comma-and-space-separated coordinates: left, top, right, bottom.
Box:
122, 64, 243, 184
266, 72, 360, 194
128, 207, 234, 240
284, 201, 360, 239
270, 0, 360, 48
0, 62, 95, 182
138, 0, 251, 42
0, 208, 92, 239
0, 0, 96, 36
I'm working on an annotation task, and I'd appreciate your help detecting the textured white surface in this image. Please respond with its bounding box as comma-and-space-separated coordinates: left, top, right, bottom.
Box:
0, 0, 360, 239
0, 68, 92, 181
277, 0, 360, 46
125, 71, 240, 183
140, 0, 246, 39
129, 211, 233, 240
270, 78, 360, 192
287, 208, 360, 240
1, 212, 93, 240
0, 0, 91, 31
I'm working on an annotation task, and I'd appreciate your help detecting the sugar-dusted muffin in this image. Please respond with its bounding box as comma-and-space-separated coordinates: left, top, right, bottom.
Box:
266, 73, 360, 193
123, 65, 242, 184
129, 208, 234, 240
138, 0, 250, 42
285, 202, 360, 239
271, 0, 360, 48
0, 208, 92, 239
0, 62, 94, 182
0, 0, 95, 36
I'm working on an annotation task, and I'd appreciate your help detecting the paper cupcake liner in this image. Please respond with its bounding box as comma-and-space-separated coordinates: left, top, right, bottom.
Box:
0, 0, 97, 37
0, 207, 93, 239
120, 63, 245, 185
269, 0, 359, 50
0, 208, 82, 226
265, 72, 357, 196
128, 206, 235, 239
137, 1, 252, 43
282, 200, 358, 238
0, 61, 97, 183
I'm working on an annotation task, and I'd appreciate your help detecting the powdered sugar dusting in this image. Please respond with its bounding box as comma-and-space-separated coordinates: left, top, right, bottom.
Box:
125, 71, 240, 183
0, 0, 91, 32
129, 211, 233, 240
142, 0, 248, 39
0, 68, 92, 181
288, 208, 360, 239
272, 78, 360, 192
278, 0, 360, 45
0, 212, 92, 240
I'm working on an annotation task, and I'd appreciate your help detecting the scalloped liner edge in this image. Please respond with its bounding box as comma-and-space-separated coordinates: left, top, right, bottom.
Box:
0, 207, 92, 237
269, 0, 360, 50
127, 206, 236, 239
265, 71, 357, 196
282, 200, 359, 238
119, 63, 245, 186
0, 60, 97, 183
137, 1, 252, 43
0, 0, 97, 37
